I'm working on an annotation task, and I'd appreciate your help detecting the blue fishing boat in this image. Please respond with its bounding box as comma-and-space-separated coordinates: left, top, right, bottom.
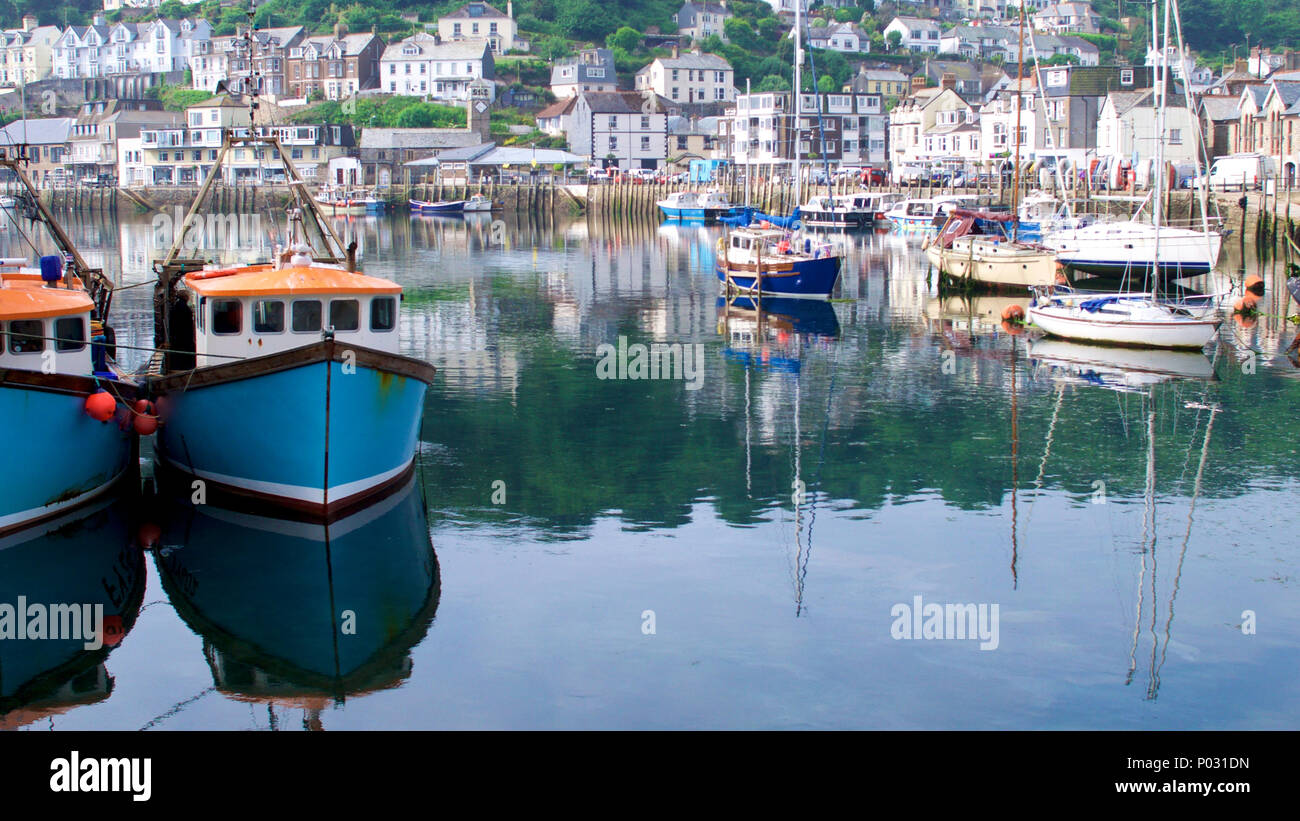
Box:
0, 151, 139, 536
150, 128, 436, 518
715, 226, 842, 299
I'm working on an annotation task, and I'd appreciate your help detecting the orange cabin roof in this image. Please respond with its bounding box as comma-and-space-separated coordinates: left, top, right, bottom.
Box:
184, 264, 402, 298
0, 280, 94, 320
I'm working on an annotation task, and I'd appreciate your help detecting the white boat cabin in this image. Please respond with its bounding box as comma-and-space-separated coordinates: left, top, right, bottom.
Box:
182, 253, 404, 367
0, 261, 97, 377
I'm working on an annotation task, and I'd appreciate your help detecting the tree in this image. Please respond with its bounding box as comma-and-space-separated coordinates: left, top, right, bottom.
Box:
607, 26, 641, 52
756, 74, 791, 92
886, 30, 902, 51
817, 74, 836, 93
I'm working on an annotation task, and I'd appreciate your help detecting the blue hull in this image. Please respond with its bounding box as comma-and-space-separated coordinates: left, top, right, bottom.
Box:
660, 205, 748, 224
152, 343, 434, 516
0, 377, 135, 535
716, 255, 841, 298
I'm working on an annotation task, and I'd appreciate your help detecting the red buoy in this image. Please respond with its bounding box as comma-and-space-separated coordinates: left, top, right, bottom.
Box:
1245, 274, 1265, 296
133, 413, 158, 436
1001, 304, 1026, 322
84, 390, 116, 422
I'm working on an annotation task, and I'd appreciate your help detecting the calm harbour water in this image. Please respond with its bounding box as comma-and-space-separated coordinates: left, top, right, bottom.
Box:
2, 210, 1298, 730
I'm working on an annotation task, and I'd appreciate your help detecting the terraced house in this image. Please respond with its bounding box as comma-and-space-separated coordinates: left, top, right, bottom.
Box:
191, 26, 304, 99
52, 16, 209, 79
285, 26, 382, 101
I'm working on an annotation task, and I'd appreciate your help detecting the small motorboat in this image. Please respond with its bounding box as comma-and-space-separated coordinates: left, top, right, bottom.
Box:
462, 194, 497, 212
658, 190, 745, 223
410, 198, 466, 214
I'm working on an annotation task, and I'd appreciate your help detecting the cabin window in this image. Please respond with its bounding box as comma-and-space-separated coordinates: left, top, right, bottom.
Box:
329, 299, 360, 332
55, 317, 85, 352
253, 300, 285, 333
196, 297, 205, 331
212, 300, 242, 335
292, 300, 322, 333
370, 297, 397, 332
8, 319, 43, 353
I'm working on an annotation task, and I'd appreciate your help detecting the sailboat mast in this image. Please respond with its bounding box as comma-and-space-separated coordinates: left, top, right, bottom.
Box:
793, 0, 802, 203
1151, 0, 1169, 297
1012, 3, 1027, 241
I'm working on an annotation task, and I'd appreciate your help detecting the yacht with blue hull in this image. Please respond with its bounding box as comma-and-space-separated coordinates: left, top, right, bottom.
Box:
150, 125, 435, 519
716, 227, 842, 298
0, 151, 138, 536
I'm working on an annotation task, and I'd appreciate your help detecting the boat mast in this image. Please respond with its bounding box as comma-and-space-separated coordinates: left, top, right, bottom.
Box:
792, 0, 802, 204
1150, 0, 1168, 299
1012, 2, 1027, 242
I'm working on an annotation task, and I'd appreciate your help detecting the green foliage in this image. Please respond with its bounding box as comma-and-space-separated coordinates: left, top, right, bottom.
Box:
289, 95, 465, 128
756, 74, 790, 92
606, 25, 641, 52
148, 83, 216, 112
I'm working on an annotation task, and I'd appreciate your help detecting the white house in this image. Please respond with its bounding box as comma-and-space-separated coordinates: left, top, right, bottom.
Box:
1096, 89, 1198, 170
887, 83, 977, 173
570, 91, 669, 170
979, 77, 1047, 160
807, 22, 870, 55
635, 51, 734, 105
380, 34, 496, 102
1032, 2, 1101, 35
551, 48, 617, 99
438, 1, 519, 55
885, 17, 942, 53
673, 3, 734, 44
0, 18, 60, 87
53, 16, 209, 79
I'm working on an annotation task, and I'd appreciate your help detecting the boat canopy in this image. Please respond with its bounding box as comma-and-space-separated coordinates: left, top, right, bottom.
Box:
185, 265, 402, 298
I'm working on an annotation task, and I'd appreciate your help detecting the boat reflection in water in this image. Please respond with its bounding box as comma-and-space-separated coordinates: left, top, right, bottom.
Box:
717, 296, 840, 372
1028, 337, 1217, 390
153, 476, 439, 724
0, 498, 145, 728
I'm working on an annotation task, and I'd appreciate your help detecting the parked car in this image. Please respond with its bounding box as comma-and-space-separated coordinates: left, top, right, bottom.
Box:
860, 167, 888, 185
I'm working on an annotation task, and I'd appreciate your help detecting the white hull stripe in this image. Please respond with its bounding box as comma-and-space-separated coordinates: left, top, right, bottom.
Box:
0, 472, 126, 532
159, 457, 414, 506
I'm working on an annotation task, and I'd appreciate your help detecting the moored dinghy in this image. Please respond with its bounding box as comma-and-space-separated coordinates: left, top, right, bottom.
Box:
149, 94, 435, 518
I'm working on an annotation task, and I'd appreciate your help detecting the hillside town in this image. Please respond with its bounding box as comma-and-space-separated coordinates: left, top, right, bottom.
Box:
0, 1, 1294, 190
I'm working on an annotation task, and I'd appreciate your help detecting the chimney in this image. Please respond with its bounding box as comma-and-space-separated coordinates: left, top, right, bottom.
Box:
910, 75, 926, 93
671, 42, 679, 59
335, 20, 348, 40
1234, 57, 1248, 74
508, 0, 514, 18
941, 72, 956, 91
21, 14, 36, 32
93, 13, 105, 27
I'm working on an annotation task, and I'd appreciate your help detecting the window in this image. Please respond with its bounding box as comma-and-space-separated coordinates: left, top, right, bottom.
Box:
253, 300, 285, 333
1120, 69, 1134, 85
212, 300, 242, 335
640, 136, 650, 150
55, 317, 85, 352
292, 300, 322, 333
1169, 128, 1182, 144
329, 299, 360, 332
371, 297, 397, 331
8, 319, 43, 353
640, 116, 650, 129
608, 115, 617, 129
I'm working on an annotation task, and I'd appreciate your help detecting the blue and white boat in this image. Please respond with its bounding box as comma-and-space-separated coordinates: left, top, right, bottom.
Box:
151, 134, 436, 519
658, 190, 746, 223
410, 198, 465, 214
883, 196, 975, 233
0, 153, 138, 536
716, 226, 842, 299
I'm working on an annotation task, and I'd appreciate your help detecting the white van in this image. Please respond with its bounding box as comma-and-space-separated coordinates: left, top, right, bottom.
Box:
1194, 153, 1277, 191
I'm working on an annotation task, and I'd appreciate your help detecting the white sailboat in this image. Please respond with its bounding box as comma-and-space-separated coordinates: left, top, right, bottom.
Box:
1028, 0, 1222, 349
1040, 3, 1222, 278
